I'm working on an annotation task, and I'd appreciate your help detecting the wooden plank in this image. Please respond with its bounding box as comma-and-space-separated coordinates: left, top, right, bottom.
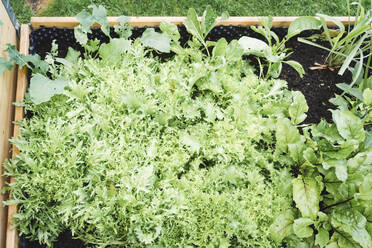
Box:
31, 16, 355, 29
5, 24, 29, 248
0, 2, 18, 248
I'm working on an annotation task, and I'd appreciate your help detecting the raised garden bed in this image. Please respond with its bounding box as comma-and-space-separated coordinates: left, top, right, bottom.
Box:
2, 6, 372, 248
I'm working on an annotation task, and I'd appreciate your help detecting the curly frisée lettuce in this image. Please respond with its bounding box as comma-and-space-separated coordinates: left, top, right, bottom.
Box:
5, 5, 371, 248
1, 28, 305, 247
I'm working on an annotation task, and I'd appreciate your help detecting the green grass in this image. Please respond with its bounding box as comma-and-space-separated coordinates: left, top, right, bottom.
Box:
9, 0, 34, 23
9, 0, 372, 24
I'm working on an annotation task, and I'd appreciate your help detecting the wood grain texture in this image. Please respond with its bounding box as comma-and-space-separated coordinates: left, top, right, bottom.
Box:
5, 24, 29, 248
30, 16, 355, 29
0, 2, 18, 248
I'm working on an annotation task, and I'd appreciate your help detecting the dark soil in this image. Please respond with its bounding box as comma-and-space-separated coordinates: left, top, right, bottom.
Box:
280, 38, 350, 123
19, 231, 86, 248
23, 24, 352, 247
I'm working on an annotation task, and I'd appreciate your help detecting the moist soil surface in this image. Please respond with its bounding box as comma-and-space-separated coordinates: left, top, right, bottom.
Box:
21, 25, 351, 247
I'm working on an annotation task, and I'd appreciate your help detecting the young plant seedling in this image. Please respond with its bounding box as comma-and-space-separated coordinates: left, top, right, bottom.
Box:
238, 16, 317, 79
183, 6, 229, 56
298, 0, 372, 87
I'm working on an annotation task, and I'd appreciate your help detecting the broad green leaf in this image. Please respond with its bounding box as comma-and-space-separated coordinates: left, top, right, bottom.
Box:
322, 159, 347, 170
202, 6, 228, 37
225, 40, 244, 62
288, 142, 306, 163
89, 5, 110, 36
183, 8, 204, 43
315, 228, 329, 248
160, 21, 180, 41
336, 83, 363, 100
331, 207, 372, 248
259, 16, 273, 30
292, 176, 320, 219
238, 36, 270, 56
365, 130, 372, 149
76, 10, 95, 32
311, 120, 343, 143
289, 91, 308, 124
203, 5, 218, 36
284, 60, 305, 78
288, 16, 321, 38
212, 38, 227, 58
303, 147, 319, 165
329, 95, 349, 111
0, 20, 3, 25
355, 174, 372, 201
0, 57, 13, 75
141, 28, 171, 53
331, 110, 365, 142
270, 211, 294, 243
363, 75, 372, 90
293, 218, 314, 238
335, 162, 348, 182
75, 5, 110, 44
363, 88, 372, 105
99, 38, 131, 63
276, 118, 304, 152
330, 232, 357, 248
29, 74, 68, 105
325, 241, 339, 248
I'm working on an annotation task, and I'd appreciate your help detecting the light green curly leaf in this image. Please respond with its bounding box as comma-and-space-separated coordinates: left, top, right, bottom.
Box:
180, 134, 200, 153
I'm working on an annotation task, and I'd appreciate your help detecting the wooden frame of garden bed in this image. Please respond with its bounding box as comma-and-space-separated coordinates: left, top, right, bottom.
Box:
5, 16, 355, 248
0, 2, 18, 248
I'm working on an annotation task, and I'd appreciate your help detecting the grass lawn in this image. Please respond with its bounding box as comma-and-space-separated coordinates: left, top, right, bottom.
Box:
9, 0, 372, 23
